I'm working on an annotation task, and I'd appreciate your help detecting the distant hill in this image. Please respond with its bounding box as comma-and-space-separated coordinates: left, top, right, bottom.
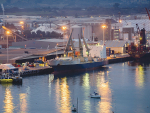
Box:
0, 0, 149, 8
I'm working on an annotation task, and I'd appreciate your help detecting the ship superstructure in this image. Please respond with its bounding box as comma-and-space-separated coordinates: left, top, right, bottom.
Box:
47, 29, 107, 73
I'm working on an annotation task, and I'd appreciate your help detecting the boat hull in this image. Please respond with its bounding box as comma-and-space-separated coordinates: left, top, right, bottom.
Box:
0, 79, 13, 83
51, 61, 107, 73
128, 52, 150, 60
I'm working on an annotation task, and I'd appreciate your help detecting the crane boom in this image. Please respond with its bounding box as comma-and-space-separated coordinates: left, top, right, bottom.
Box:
64, 30, 75, 57
145, 8, 150, 20
2, 26, 28, 41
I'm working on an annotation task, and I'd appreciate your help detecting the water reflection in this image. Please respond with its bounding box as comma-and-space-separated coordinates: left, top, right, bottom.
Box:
82, 73, 91, 113
19, 93, 27, 113
98, 72, 112, 113
55, 78, 60, 113
48, 74, 54, 97
80, 67, 112, 113
60, 77, 71, 113
128, 61, 146, 88
3, 84, 14, 113
128, 60, 150, 67
135, 65, 144, 88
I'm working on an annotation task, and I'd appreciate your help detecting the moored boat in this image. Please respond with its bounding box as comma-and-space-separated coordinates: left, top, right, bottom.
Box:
0, 64, 22, 84
48, 29, 107, 73
90, 92, 101, 98
0, 78, 13, 83
128, 25, 150, 59
50, 57, 107, 73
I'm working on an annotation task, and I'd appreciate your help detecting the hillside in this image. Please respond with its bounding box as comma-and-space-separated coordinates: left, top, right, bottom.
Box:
0, 0, 149, 8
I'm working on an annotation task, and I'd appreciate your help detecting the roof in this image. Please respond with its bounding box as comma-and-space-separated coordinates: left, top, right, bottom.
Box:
37, 39, 68, 43
0, 64, 16, 69
31, 26, 63, 34
98, 40, 127, 47
65, 40, 126, 48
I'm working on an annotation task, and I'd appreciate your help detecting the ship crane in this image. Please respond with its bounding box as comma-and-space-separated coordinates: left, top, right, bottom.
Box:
2, 26, 28, 41
145, 8, 150, 20
64, 30, 76, 57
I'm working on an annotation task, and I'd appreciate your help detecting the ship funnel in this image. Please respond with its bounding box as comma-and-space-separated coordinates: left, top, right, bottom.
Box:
140, 28, 146, 45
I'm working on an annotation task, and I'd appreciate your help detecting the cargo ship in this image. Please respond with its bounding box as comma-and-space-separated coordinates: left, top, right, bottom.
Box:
47, 30, 107, 73
128, 26, 150, 59
48, 56, 107, 73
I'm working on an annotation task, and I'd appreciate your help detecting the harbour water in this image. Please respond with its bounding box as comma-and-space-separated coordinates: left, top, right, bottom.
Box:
0, 61, 150, 113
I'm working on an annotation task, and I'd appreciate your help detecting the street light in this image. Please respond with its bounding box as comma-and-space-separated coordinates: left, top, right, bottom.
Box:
20, 21, 24, 24
62, 26, 67, 52
20, 21, 24, 34
102, 25, 106, 45
62, 26, 67, 30
119, 20, 122, 23
6, 31, 10, 63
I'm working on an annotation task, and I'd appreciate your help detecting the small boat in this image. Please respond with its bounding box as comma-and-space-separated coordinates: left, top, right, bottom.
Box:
90, 92, 101, 98
12, 76, 22, 84
0, 78, 13, 83
72, 105, 77, 112
0, 64, 22, 84
72, 98, 78, 112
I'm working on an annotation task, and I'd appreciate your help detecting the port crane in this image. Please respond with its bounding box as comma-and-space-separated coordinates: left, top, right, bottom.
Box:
2, 26, 28, 41
145, 8, 150, 20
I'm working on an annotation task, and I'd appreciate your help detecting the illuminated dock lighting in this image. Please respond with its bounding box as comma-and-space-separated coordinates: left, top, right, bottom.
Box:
102, 25, 106, 45
20, 21, 24, 24
62, 26, 67, 30
6, 31, 10, 35
102, 25, 106, 28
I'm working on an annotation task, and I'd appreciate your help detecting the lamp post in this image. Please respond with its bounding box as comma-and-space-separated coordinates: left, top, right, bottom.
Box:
6, 31, 10, 63
102, 25, 106, 45
62, 26, 67, 51
20, 21, 24, 35
119, 20, 122, 23
20, 21, 24, 25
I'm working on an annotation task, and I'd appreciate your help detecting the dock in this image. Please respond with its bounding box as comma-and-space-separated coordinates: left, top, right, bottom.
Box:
107, 54, 134, 64
18, 66, 54, 77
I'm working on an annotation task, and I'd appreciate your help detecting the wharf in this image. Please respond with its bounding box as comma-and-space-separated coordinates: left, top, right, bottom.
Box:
18, 66, 54, 77
107, 54, 134, 64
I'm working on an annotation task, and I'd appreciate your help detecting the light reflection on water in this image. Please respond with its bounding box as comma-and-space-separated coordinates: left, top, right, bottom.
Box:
0, 62, 150, 113
60, 77, 71, 113
82, 73, 91, 113
135, 65, 144, 88
19, 93, 27, 113
3, 84, 14, 113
